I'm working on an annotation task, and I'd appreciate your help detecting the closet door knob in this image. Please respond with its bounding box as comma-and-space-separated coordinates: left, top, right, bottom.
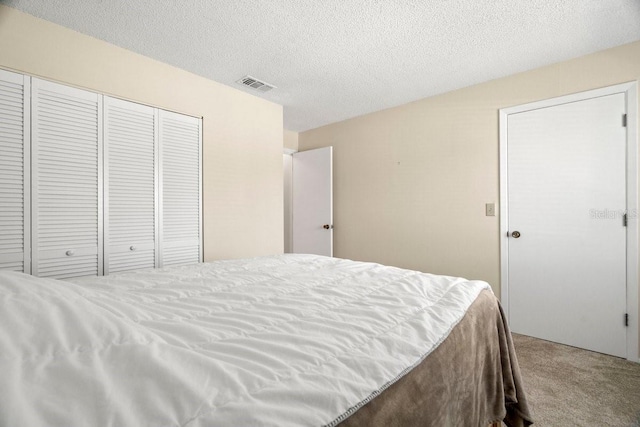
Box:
130, 246, 136, 251
65, 250, 75, 256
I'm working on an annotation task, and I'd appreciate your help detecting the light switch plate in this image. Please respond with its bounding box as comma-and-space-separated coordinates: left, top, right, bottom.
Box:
486, 203, 496, 216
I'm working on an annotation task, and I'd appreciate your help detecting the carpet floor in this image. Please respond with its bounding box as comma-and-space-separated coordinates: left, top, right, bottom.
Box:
512, 333, 640, 426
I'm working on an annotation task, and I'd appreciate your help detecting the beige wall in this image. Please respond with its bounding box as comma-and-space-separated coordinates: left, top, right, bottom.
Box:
284, 129, 299, 151
0, 5, 284, 260
300, 41, 640, 299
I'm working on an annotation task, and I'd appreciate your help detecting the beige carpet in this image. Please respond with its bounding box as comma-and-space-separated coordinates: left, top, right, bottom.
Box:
512, 333, 640, 427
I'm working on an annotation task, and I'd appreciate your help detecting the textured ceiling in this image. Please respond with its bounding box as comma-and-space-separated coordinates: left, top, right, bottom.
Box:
4, 0, 640, 131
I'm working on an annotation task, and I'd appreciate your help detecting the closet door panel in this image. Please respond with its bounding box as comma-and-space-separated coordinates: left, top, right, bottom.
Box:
159, 110, 202, 267
104, 96, 157, 274
32, 78, 102, 279
0, 70, 29, 272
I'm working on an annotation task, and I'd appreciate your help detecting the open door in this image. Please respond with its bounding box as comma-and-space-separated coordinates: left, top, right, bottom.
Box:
292, 147, 333, 256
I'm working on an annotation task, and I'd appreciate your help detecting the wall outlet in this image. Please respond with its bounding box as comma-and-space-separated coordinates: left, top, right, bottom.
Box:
485, 203, 496, 216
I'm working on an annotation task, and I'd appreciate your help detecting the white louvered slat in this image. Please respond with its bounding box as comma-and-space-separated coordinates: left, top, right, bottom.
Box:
37, 254, 99, 279
104, 97, 157, 274
0, 69, 29, 272
109, 249, 155, 274
32, 78, 102, 278
0, 261, 23, 271
159, 110, 202, 267
163, 245, 200, 266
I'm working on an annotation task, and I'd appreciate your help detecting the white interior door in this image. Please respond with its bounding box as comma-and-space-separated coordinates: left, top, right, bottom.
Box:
292, 147, 333, 256
504, 92, 629, 358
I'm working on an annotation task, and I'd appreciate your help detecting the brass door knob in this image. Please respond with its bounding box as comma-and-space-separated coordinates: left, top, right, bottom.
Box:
323, 224, 331, 229
511, 231, 521, 238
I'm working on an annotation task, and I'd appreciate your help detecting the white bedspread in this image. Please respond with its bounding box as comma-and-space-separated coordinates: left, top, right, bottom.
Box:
0, 254, 490, 427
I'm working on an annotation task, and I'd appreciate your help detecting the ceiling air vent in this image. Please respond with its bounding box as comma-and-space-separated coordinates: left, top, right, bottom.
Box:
236, 75, 276, 93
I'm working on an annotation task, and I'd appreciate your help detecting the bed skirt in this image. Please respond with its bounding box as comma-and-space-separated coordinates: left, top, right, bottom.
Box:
338, 290, 533, 427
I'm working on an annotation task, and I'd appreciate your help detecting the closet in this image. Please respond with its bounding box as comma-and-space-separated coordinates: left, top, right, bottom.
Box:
104, 96, 156, 274
159, 110, 202, 267
0, 69, 202, 279
32, 79, 103, 278
0, 70, 29, 272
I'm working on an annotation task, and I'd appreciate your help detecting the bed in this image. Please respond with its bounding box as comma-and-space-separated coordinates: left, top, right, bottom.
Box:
0, 254, 532, 426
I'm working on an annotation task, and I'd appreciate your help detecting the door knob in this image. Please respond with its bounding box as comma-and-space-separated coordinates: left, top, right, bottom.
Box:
511, 231, 521, 238
323, 224, 331, 229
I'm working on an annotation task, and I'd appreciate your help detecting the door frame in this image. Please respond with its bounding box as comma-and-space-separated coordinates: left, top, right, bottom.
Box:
283, 148, 296, 253
499, 82, 638, 362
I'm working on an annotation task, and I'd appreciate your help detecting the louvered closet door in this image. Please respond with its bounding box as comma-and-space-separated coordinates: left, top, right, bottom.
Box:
0, 70, 30, 272
32, 79, 102, 279
159, 110, 202, 266
104, 97, 157, 274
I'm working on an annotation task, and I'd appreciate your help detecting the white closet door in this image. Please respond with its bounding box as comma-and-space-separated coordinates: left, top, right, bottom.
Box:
32, 78, 103, 279
159, 110, 202, 266
0, 70, 30, 272
104, 97, 157, 274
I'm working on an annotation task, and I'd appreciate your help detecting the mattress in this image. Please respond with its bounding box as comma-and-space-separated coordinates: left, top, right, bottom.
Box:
0, 254, 532, 426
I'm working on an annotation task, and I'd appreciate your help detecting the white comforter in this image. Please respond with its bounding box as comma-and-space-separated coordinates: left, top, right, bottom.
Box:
0, 254, 490, 427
